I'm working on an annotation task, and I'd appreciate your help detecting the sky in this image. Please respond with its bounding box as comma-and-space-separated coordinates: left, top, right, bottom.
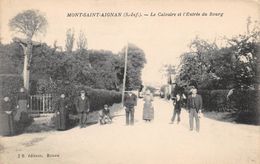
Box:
0, 0, 259, 86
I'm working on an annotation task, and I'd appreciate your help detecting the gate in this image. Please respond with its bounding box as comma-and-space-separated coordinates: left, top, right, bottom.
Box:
29, 94, 53, 116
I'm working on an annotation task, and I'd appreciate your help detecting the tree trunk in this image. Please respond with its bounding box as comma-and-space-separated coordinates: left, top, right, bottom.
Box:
20, 42, 32, 91
23, 52, 30, 90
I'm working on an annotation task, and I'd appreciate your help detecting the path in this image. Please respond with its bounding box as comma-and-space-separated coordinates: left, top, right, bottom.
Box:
0, 97, 259, 164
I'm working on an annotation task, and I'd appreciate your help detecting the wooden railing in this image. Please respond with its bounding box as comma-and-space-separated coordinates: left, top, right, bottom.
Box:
29, 94, 53, 116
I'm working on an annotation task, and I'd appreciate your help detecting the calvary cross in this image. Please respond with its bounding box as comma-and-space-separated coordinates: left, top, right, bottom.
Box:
13, 37, 41, 91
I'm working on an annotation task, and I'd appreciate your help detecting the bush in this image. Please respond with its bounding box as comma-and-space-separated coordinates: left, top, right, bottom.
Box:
0, 75, 23, 109
198, 89, 259, 124
231, 90, 259, 113
88, 89, 122, 111
198, 89, 259, 112
51, 84, 122, 114
198, 90, 230, 112
77, 86, 122, 111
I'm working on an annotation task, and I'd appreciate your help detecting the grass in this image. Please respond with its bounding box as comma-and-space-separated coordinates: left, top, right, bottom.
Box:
203, 110, 260, 125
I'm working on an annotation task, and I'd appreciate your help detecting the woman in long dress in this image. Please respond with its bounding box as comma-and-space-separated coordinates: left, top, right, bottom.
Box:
55, 94, 68, 130
0, 97, 15, 136
143, 89, 154, 122
15, 87, 29, 121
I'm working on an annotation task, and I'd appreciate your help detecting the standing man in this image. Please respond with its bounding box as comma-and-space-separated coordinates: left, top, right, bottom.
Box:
187, 87, 203, 132
123, 91, 137, 125
75, 90, 90, 128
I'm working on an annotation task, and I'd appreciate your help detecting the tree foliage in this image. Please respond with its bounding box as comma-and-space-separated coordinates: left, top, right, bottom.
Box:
2, 42, 146, 94
120, 43, 147, 90
77, 30, 87, 50
65, 28, 75, 52
176, 18, 260, 90
9, 10, 48, 40
162, 64, 176, 84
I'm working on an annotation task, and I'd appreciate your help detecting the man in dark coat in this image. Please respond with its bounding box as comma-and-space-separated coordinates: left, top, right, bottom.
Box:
187, 88, 203, 132
74, 90, 90, 128
123, 91, 137, 125
55, 94, 68, 130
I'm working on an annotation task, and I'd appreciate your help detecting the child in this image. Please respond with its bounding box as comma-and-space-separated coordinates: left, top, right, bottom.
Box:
171, 93, 186, 124
99, 104, 112, 125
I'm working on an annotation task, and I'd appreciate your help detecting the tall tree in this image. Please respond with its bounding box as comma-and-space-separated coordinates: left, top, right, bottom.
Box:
163, 64, 176, 84
65, 28, 75, 52
120, 43, 146, 90
77, 30, 87, 50
176, 37, 219, 89
176, 18, 260, 90
9, 9, 47, 91
226, 20, 260, 89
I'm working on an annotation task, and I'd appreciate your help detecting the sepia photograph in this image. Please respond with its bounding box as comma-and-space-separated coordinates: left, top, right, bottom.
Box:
0, 0, 259, 164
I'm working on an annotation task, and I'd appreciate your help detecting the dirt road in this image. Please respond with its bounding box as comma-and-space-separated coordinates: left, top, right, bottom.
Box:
0, 97, 259, 164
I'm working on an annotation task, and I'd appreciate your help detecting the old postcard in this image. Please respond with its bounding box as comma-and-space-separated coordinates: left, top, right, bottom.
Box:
0, 0, 259, 164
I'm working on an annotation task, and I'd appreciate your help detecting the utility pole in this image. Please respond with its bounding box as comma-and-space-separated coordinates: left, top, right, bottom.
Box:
122, 43, 128, 106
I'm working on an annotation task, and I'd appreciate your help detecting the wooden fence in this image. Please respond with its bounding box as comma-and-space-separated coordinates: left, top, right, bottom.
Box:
29, 94, 53, 116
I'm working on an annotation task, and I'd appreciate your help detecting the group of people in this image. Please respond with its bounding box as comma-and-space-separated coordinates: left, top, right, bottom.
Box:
170, 87, 202, 132
1, 86, 203, 135
123, 90, 154, 125
63, 86, 202, 133
55, 90, 90, 130
122, 86, 203, 132
55, 90, 112, 130
0, 87, 31, 135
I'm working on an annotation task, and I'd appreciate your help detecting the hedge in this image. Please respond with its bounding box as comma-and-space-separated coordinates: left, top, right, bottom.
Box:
198, 89, 259, 124
231, 90, 259, 113
198, 89, 259, 112
52, 84, 122, 114
198, 90, 229, 112
80, 87, 122, 111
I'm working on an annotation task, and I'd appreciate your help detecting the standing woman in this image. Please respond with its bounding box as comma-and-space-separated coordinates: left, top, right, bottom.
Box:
143, 89, 154, 122
55, 93, 68, 130
0, 97, 15, 136
15, 87, 29, 121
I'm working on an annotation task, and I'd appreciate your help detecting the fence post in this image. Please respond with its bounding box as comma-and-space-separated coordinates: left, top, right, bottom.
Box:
43, 95, 45, 113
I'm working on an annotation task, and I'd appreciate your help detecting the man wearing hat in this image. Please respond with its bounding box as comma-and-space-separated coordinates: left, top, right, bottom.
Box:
187, 87, 203, 132
123, 91, 137, 125
74, 90, 90, 128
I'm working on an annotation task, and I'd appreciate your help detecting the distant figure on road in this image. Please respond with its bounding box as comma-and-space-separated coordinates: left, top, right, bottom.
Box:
143, 89, 154, 122
75, 90, 90, 128
138, 84, 144, 98
123, 91, 137, 125
170, 93, 186, 124
99, 104, 112, 125
187, 87, 202, 132
55, 93, 68, 130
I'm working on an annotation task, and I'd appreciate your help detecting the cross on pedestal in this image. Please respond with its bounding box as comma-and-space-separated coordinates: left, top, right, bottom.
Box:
13, 37, 41, 91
